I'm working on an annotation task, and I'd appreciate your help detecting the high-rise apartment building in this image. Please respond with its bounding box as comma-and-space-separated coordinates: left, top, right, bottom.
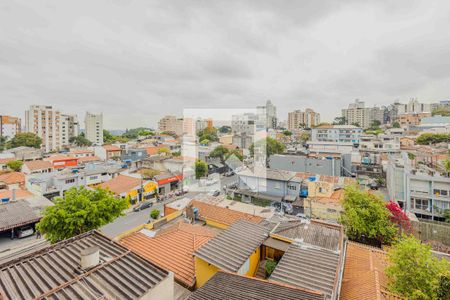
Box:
341, 99, 383, 129
396, 98, 432, 114
25, 105, 61, 152
0, 115, 21, 139
287, 108, 320, 130
84, 112, 103, 145
61, 114, 79, 146
158, 115, 183, 136
257, 100, 277, 129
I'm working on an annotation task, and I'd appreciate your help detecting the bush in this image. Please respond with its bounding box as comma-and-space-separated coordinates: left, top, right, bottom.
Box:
6, 160, 23, 172
150, 209, 160, 220
265, 260, 277, 277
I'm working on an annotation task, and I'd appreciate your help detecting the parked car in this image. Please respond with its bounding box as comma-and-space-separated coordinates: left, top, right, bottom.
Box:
272, 202, 293, 214
17, 226, 35, 239
212, 190, 220, 196
133, 201, 153, 212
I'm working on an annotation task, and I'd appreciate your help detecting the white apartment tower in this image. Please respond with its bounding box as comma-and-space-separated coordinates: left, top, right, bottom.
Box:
257, 100, 277, 129
341, 99, 383, 129
25, 105, 61, 152
61, 114, 79, 146
287, 108, 320, 130
84, 112, 103, 145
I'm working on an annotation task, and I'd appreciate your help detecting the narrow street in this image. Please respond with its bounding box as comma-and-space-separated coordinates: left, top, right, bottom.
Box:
100, 191, 200, 238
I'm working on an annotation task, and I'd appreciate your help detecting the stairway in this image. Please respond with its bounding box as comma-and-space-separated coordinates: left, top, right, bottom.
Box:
255, 259, 266, 279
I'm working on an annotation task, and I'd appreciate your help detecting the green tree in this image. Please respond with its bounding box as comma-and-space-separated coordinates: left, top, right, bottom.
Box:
8, 132, 42, 149
209, 145, 229, 164
386, 235, 450, 299
218, 126, 231, 133
282, 130, 292, 136
157, 147, 170, 155
140, 168, 160, 180
150, 209, 160, 220
333, 116, 347, 125
0, 136, 6, 151
265, 260, 278, 277
36, 187, 128, 243
392, 121, 401, 128
351, 122, 361, 127
444, 209, 450, 223
172, 151, 181, 157
226, 149, 243, 161
69, 134, 92, 147
249, 137, 285, 165
299, 132, 311, 142
6, 160, 23, 172
103, 130, 115, 144
340, 186, 397, 245
416, 133, 450, 145
195, 159, 208, 179
197, 127, 218, 142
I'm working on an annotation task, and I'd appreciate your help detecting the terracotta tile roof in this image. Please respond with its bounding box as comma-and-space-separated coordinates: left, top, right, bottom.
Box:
0, 158, 14, 165
45, 155, 78, 162
78, 156, 101, 163
0, 172, 25, 185
341, 242, 404, 300
23, 160, 52, 171
190, 200, 263, 226
103, 145, 121, 151
121, 222, 216, 288
97, 174, 141, 195
0, 189, 33, 200
146, 145, 165, 155
316, 189, 345, 203
69, 149, 93, 155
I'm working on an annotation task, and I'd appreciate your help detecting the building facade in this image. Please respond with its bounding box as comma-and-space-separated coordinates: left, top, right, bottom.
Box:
341, 99, 383, 129
396, 98, 432, 114
257, 100, 277, 129
311, 125, 362, 144
158, 115, 183, 136
0, 115, 21, 139
287, 108, 320, 130
60, 114, 79, 146
84, 112, 103, 145
25, 105, 61, 152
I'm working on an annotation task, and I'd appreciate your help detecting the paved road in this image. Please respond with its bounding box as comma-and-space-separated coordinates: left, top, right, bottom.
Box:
100, 191, 200, 238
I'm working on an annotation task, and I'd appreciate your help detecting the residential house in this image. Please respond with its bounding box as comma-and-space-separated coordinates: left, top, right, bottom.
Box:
340, 242, 404, 300
0, 230, 174, 300
98, 174, 157, 203
22, 160, 53, 175
269, 154, 347, 177
194, 220, 270, 288
121, 222, 216, 289
386, 154, 450, 221
26, 170, 85, 199
154, 172, 183, 195
311, 125, 362, 143
95, 144, 123, 160
236, 168, 302, 203
3, 146, 43, 161
0, 158, 14, 171
0, 172, 25, 190
189, 200, 263, 229
189, 271, 325, 300
45, 155, 79, 170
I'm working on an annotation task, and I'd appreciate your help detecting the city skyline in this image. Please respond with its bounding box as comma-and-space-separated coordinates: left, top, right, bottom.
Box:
1, 1, 450, 129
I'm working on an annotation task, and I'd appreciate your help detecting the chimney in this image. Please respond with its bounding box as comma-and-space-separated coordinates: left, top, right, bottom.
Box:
80, 246, 100, 269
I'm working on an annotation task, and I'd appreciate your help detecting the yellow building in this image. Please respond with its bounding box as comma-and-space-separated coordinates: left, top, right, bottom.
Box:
194, 220, 269, 288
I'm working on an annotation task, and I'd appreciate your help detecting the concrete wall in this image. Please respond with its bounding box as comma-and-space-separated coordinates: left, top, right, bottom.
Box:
269, 154, 342, 177
144, 271, 174, 300
238, 175, 299, 198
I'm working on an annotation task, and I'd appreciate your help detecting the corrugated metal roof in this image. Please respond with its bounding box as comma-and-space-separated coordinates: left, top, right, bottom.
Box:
272, 220, 343, 251
189, 271, 325, 300
194, 220, 269, 272
0, 201, 41, 232
270, 244, 341, 300
0, 230, 169, 300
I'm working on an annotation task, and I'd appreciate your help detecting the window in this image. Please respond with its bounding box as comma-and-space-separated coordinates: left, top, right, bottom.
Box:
414, 198, 430, 211
65, 178, 75, 184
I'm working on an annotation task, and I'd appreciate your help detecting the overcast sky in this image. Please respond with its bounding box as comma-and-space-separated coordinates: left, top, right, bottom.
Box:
1, 0, 449, 129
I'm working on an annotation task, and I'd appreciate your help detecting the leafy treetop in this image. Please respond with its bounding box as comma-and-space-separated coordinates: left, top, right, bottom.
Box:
36, 187, 128, 243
